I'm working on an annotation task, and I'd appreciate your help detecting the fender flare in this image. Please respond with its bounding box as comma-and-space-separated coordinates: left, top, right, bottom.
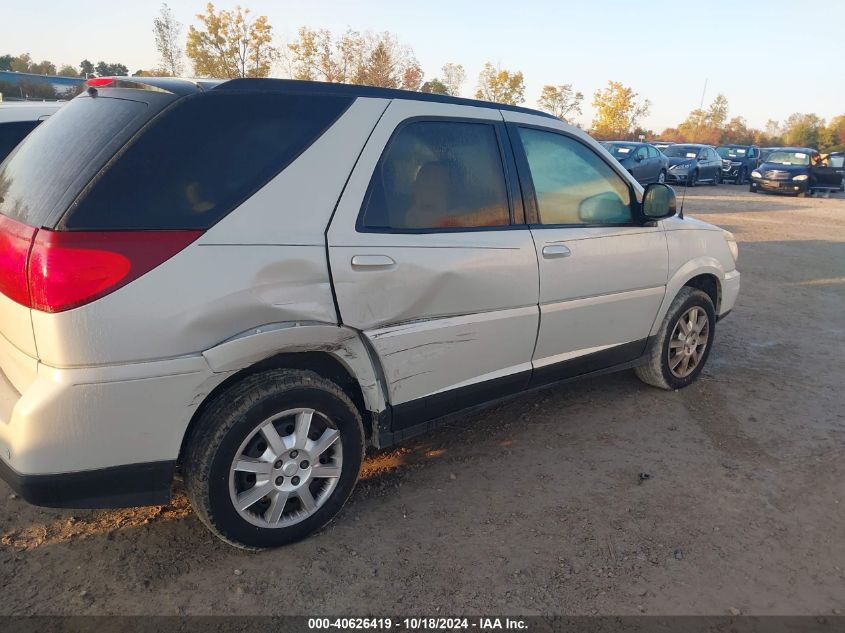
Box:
650, 258, 726, 336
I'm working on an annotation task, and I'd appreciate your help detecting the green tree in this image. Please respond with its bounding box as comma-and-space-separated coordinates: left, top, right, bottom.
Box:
58, 64, 79, 77
187, 3, 278, 78
420, 78, 449, 95
822, 114, 845, 151
475, 62, 524, 105
0, 54, 13, 71
95, 61, 129, 76
153, 3, 184, 76
782, 113, 825, 148
79, 59, 95, 77
591, 80, 650, 139
677, 94, 728, 144
537, 84, 583, 122
10, 53, 33, 73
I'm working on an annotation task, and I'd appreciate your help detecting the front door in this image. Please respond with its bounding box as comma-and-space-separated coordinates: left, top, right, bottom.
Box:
503, 116, 668, 386
328, 100, 540, 428
812, 153, 844, 189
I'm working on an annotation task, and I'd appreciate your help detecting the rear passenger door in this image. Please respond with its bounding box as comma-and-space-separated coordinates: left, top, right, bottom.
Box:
328, 101, 540, 429
502, 115, 668, 386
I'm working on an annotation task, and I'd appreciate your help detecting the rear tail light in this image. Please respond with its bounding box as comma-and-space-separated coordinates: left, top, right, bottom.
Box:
0, 215, 201, 313
0, 215, 36, 306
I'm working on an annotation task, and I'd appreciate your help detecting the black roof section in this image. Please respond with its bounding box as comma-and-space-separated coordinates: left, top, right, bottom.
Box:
216, 78, 557, 119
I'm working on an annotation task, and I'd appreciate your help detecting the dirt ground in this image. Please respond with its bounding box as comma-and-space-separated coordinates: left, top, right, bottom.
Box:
1, 185, 844, 617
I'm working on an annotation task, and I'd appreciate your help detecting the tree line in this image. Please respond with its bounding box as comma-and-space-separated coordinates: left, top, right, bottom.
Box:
3, 2, 843, 153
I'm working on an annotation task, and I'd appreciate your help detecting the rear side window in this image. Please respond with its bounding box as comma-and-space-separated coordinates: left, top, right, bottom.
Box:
0, 97, 147, 227
358, 120, 510, 231
648, 145, 659, 158
0, 121, 39, 163
63, 91, 353, 230
518, 128, 632, 226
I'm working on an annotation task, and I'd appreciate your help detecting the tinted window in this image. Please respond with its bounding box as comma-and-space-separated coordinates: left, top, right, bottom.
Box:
518, 128, 632, 226
829, 155, 843, 169
65, 91, 352, 230
0, 121, 39, 163
359, 121, 510, 231
635, 146, 647, 159
0, 97, 147, 226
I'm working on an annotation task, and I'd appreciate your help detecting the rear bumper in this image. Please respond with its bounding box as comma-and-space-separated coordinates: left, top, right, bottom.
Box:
0, 354, 218, 508
0, 458, 174, 508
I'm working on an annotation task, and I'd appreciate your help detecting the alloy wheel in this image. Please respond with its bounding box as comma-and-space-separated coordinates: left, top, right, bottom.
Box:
228, 408, 343, 528
668, 306, 710, 378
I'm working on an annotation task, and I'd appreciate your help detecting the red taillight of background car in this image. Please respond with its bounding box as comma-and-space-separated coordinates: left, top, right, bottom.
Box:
28, 229, 203, 313
0, 214, 202, 313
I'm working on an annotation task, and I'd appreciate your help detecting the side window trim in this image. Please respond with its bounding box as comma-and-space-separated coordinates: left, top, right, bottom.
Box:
504, 122, 643, 228
355, 115, 525, 234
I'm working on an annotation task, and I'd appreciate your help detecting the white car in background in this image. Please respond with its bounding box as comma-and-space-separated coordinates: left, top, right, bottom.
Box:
0, 101, 64, 162
0, 77, 740, 549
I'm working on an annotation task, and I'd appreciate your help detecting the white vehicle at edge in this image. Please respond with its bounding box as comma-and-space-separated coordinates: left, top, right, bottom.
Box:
0, 100, 64, 162
0, 77, 740, 548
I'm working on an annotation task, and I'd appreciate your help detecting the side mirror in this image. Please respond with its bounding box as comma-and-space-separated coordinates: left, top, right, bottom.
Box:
642, 183, 677, 220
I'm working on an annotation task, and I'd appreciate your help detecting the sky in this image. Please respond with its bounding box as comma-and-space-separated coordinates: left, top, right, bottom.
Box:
3, 0, 844, 132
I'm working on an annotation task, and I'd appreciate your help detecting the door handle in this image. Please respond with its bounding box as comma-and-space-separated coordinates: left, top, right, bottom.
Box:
542, 245, 572, 259
351, 254, 396, 269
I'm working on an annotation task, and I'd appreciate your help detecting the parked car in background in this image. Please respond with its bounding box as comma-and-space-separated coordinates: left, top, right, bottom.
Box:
664, 144, 723, 186
0, 101, 64, 162
602, 141, 669, 184
0, 76, 740, 549
653, 141, 674, 151
749, 147, 842, 196
716, 144, 761, 185
759, 147, 779, 162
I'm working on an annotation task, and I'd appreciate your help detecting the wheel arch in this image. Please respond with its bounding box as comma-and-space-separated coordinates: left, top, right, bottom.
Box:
179, 324, 389, 464
650, 261, 725, 337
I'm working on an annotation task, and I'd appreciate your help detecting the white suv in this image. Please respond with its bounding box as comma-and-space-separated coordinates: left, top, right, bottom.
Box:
0, 77, 740, 548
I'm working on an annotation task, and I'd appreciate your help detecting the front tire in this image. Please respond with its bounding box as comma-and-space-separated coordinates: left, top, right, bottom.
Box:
183, 369, 365, 549
688, 170, 698, 187
735, 169, 745, 185
635, 287, 716, 390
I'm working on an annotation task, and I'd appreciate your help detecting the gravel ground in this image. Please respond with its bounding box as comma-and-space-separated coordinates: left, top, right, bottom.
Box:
1, 185, 844, 616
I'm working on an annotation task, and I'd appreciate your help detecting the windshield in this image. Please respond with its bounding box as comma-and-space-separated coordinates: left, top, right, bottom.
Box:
765, 151, 810, 166
605, 144, 638, 158
0, 96, 149, 226
663, 145, 701, 159
717, 146, 748, 158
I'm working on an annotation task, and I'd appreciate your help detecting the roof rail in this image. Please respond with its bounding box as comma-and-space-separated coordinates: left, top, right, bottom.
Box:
215, 78, 557, 119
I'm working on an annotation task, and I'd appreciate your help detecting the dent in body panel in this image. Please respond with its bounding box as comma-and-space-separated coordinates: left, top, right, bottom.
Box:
31, 244, 337, 367
366, 306, 539, 406
202, 322, 386, 413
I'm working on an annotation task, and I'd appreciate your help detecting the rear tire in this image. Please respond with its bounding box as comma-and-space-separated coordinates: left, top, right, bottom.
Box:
688, 170, 698, 187
712, 170, 721, 185
183, 369, 365, 549
657, 170, 666, 184
635, 287, 716, 390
